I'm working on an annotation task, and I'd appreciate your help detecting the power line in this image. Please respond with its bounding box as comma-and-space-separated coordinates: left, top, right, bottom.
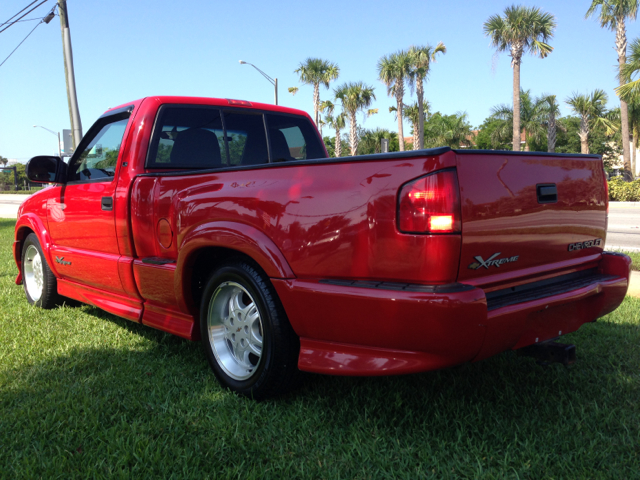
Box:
0, 14, 42, 67
0, 0, 39, 26
0, 0, 48, 35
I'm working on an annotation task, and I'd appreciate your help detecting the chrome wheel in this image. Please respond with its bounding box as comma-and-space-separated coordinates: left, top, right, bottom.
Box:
23, 244, 44, 302
207, 281, 264, 381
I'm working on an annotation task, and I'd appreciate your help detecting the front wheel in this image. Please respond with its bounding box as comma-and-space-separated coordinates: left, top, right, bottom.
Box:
200, 261, 300, 399
21, 233, 60, 308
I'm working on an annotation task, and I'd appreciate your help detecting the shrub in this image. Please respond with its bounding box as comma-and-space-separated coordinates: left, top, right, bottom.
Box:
608, 177, 640, 201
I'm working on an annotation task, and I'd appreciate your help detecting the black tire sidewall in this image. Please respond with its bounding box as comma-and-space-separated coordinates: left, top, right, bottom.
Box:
200, 263, 277, 395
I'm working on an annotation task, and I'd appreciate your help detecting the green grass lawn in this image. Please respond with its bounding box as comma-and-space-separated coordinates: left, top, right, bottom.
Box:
614, 250, 640, 272
1, 218, 639, 479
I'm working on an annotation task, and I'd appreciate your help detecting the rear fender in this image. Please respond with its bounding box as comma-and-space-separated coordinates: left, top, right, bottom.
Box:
14, 214, 56, 283
175, 221, 294, 312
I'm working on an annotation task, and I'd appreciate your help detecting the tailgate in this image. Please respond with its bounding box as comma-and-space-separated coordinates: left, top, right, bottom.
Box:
455, 152, 607, 288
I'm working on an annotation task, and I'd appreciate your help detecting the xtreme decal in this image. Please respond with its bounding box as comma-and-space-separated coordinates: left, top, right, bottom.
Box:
468, 252, 519, 270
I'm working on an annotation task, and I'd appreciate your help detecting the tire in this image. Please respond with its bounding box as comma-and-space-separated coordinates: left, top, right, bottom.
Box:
200, 261, 300, 400
21, 233, 60, 309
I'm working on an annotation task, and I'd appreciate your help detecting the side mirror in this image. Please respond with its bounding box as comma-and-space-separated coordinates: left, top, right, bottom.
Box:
25, 156, 67, 184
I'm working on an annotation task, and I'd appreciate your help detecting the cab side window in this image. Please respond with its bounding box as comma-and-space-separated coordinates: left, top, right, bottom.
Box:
67, 117, 129, 182
266, 113, 326, 161
147, 107, 227, 169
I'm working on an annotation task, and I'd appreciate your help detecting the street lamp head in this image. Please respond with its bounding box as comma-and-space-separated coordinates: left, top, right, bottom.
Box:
239, 60, 246, 65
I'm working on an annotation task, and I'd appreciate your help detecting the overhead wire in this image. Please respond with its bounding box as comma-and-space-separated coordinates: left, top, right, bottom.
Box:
0, 5, 56, 69
0, 0, 49, 35
0, 0, 39, 26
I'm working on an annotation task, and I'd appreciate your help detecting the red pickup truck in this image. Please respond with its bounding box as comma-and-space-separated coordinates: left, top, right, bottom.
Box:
14, 96, 630, 399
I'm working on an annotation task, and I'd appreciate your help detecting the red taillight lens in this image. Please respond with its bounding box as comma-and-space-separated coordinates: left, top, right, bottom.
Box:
398, 170, 461, 233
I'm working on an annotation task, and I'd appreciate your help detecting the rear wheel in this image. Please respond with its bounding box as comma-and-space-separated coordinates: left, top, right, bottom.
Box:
21, 233, 60, 308
200, 261, 299, 399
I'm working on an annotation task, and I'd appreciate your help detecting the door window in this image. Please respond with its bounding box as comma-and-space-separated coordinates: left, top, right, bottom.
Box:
67, 117, 129, 182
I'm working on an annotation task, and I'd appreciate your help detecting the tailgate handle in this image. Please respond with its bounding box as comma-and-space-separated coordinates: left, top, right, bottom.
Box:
101, 196, 113, 211
537, 184, 557, 204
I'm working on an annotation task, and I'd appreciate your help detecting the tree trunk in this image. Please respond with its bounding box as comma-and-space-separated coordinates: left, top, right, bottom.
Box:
313, 83, 320, 126
547, 109, 556, 153
396, 80, 405, 152
349, 111, 358, 156
616, 17, 633, 181
335, 126, 342, 158
512, 51, 522, 152
416, 76, 425, 149
633, 131, 637, 179
579, 116, 589, 154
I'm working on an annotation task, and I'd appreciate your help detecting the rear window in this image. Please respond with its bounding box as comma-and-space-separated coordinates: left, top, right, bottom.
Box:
146, 106, 325, 169
147, 107, 227, 169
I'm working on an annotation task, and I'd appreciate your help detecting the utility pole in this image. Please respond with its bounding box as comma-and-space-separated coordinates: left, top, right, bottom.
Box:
57, 0, 82, 149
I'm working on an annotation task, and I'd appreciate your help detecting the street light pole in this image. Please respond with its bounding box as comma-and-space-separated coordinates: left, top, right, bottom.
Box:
57, 0, 82, 149
33, 125, 62, 158
239, 60, 278, 105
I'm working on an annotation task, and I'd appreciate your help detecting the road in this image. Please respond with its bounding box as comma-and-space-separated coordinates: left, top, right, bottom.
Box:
0, 194, 26, 219
606, 204, 640, 251
0, 194, 639, 251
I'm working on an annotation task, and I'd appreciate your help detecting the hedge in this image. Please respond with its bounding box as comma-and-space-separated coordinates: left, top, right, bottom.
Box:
608, 177, 640, 202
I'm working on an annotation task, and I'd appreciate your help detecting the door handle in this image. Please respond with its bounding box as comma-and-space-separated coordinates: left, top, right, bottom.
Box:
101, 196, 113, 211
536, 184, 557, 204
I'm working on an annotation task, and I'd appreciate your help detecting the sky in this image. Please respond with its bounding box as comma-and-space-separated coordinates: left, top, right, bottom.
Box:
1, 0, 639, 162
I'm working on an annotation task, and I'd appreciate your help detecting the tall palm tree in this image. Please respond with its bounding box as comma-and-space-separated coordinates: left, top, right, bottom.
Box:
408, 43, 446, 149
333, 82, 376, 156
391, 102, 430, 150
490, 90, 548, 151
626, 97, 640, 177
321, 100, 346, 158
378, 50, 412, 151
587, 0, 638, 180
294, 58, 340, 126
565, 90, 617, 154
484, 5, 556, 151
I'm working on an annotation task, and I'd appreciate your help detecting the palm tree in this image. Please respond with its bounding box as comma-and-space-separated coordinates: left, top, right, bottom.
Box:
423, 112, 474, 148
294, 58, 340, 126
378, 50, 412, 151
587, 0, 638, 180
333, 82, 376, 156
408, 43, 446, 149
391, 102, 429, 150
626, 97, 640, 177
358, 128, 398, 154
484, 5, 556, 151
321, 100, 346, 158
490, 90, 548, 151
565, 90, 617, 154
540, 94, 562, 152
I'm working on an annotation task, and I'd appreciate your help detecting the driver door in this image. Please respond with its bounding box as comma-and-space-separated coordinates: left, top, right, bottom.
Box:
48, 110, 131, 295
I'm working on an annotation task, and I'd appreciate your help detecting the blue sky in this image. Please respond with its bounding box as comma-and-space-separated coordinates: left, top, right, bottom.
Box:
1, 0, 638, 161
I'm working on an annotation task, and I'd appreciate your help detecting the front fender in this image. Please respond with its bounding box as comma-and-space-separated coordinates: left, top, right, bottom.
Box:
174, 221, 295, 312
14, 213, 56, 283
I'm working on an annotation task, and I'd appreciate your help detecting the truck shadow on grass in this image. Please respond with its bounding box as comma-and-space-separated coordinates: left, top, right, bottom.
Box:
2, 300, 639, 478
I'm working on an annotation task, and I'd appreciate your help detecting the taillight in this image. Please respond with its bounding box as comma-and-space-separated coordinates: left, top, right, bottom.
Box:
398, 169, 461, 234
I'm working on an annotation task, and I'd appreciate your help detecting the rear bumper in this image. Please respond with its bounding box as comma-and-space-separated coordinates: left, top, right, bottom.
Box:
273, 252, 630, 376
